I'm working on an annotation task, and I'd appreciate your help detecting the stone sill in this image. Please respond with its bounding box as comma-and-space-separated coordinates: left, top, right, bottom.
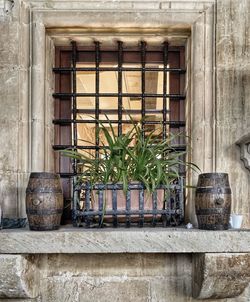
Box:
0, 227, 249, 254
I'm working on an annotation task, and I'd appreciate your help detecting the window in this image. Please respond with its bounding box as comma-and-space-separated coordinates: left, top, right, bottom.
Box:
53, 41, 186, 225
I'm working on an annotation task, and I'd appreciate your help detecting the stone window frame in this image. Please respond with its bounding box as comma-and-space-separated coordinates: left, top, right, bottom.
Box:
18, 0, 216, 224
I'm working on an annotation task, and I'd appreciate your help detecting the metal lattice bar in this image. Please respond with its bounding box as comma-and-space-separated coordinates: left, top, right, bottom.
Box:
85, 182, 91, 227
163, 41, 168, 141
53, 67, 186, 73
78, 182, 182, 190
118, 41, 123, 136
141, 41, 146, 139
76, 209, 182, 216
72, 175, 78, 226
53, 119, 186, 126
71, 41, 78, 220
53, 144, 187, 151
152, 191, 157, 227
112, 187, 118, 227
75, 109, 170, 114
139, 188, 144, 227
98, 188, 104, 226
95, 41, 100, 160
178, 178, 184, 222
53, 92, 186, 99
126, 189, 131, 228
71, 41, 78, 175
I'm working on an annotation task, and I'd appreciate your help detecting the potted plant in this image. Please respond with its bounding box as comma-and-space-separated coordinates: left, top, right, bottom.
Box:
62, 117, 199, 227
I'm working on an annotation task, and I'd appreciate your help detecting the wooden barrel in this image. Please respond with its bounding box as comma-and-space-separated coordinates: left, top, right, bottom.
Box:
26, 172, 63, 231
195, 173, 231, 230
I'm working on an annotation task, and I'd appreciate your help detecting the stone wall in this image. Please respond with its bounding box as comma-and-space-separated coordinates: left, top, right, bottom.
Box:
0, 0, 249, 301
41, 254, 193, 302
1, 253, 250, 302
0, 0, 20, 218
0, 0, 249, 225
216, 0, 250, 227
0, 0, 29, 219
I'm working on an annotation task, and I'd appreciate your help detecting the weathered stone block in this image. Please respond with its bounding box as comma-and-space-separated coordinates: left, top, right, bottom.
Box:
45, 278, 149, 302
0, 121, 18, 172
0, 255, 39, 298
132, 1, 160, 9
192, 253, 250, 299
0, 69, 20, 121
0, 172, 18, 218
0, 228, 250, 254
0, 22, 19, 67
150, 278, 191, 302
46, 254, 191, 278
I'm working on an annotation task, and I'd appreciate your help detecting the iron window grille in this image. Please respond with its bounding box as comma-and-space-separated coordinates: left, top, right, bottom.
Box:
53, 41, 186, 227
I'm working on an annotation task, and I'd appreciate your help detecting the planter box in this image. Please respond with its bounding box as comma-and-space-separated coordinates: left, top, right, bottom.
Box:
73, 179, 184, 228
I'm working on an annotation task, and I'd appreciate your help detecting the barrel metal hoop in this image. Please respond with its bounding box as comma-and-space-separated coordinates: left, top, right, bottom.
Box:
198, 224, 229, 230
196, 187, 231, 194
29, 172, 60, 179
198, 173, 229, 178
196, 208, 230, 215
29, 224, 60, 231
26, 188, 62, 194
26, 209, 63, 215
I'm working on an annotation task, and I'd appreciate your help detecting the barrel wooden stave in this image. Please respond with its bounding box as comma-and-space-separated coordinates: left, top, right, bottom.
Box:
195, 173, 231, 230
26, 173, 63, 231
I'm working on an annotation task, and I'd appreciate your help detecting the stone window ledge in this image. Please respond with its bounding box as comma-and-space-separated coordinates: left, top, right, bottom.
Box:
0, 227, 249, 254
0, 227, 250, 300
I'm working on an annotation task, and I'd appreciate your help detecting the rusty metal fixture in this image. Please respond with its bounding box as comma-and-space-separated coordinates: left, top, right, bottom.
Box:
195, 173, 231, 230
26, 172, 63, 231
73, 179, 184, 228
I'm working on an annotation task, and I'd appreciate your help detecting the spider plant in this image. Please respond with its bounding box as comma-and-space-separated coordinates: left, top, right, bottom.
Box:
62, 116, 199, 193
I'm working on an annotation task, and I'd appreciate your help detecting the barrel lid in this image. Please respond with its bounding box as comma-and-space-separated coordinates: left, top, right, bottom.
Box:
29, 172, 60, 179
198, 172, 229, 177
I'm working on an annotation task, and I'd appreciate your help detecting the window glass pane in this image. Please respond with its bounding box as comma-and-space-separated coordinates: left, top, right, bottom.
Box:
76, 65, 95, 93
77, 123, 95, 146
77, 96, 95, 109
123, 96, 141, 111
145, 68, 163, 95
145, 113, 163, 122
122, 113, 141, 123
145, 97, 164, 111
100, 70, 118, 93
99, 113, 118, 121
123, 69, 141, 94
99, 97, 117, 110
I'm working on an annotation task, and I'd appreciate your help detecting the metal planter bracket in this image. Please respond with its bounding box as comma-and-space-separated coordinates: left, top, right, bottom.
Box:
236, 132, 250, 172
192, 253, 250, 299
